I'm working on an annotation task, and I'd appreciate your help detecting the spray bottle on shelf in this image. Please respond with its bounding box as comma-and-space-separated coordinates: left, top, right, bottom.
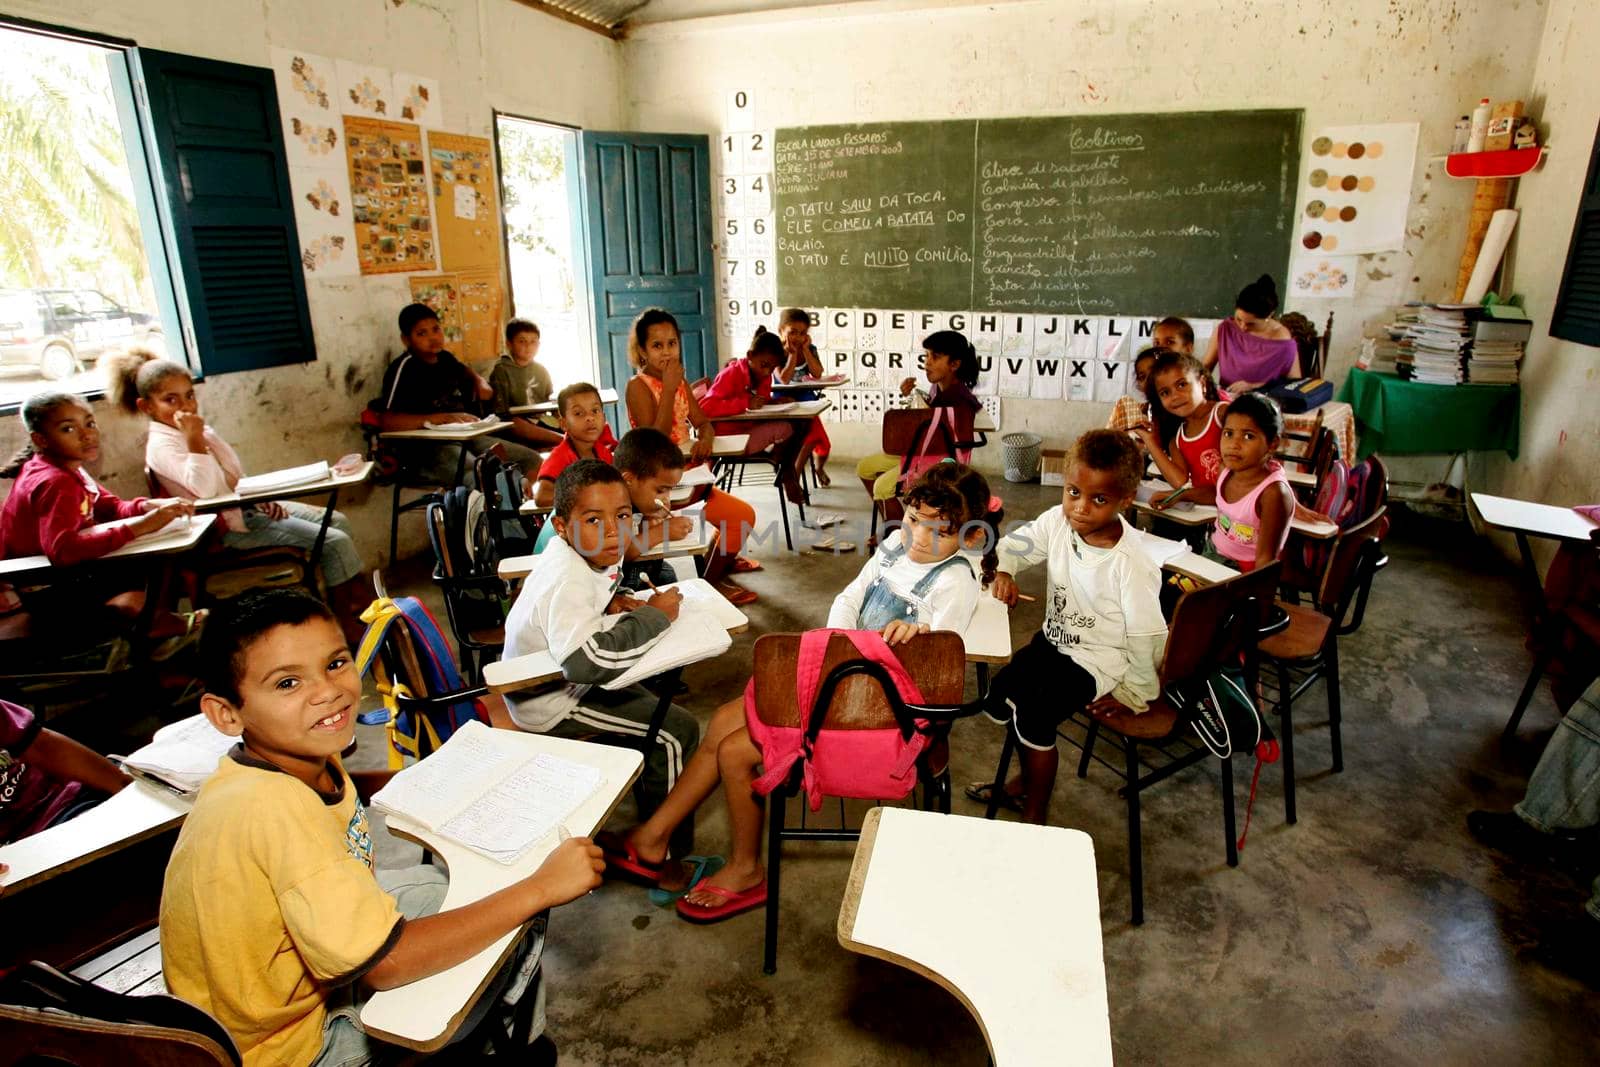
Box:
1451, 115, 1471, 154
1467, 98, 1491, 152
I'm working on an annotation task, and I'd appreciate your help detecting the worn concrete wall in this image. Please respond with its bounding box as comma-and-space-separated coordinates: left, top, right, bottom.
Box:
0, 0, 622, 564
621, 0, 1550, 473
1477, 0, 1600, 566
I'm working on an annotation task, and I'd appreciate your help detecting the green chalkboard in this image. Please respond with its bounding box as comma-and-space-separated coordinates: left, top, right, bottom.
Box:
774, 110, 1302, 318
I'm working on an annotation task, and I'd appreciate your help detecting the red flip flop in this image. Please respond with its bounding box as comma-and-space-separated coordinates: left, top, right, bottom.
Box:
675, 879, 768, 923
595, 831, 666, 885
731, 556, 763, 573
716, 581, 758, 606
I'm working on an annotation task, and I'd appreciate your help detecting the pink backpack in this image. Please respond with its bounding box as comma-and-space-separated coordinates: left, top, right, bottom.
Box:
896, 408, 972, 492
746, 630, 933, 811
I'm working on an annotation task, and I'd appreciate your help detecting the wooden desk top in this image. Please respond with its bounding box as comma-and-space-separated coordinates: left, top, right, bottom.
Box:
838, 808, 1111, 1066
717, 398, 831, 421
510, 387, 620, 416
360, 734, 642, 1051
379, 421, 504, 442
1472, 493, 1599, 542
192, 461, 374, 513
0, 782, 191, 894
0, 514, 218, 579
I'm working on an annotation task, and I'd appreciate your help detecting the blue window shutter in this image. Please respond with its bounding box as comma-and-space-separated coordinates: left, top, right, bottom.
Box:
1552, 118, 1600, 349
134, 49, 315, 375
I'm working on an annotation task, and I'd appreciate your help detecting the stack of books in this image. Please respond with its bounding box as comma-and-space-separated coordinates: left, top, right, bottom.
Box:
1401, 305, 1470, 385
1465, 315, 1532, 384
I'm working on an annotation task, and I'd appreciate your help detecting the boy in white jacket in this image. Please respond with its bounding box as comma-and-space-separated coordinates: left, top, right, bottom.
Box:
988, 430, 1167, 824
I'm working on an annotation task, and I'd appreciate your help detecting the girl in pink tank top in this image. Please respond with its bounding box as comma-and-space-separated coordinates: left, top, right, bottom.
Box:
1134, 349, 1229, 507
1210, 394, 1295, 572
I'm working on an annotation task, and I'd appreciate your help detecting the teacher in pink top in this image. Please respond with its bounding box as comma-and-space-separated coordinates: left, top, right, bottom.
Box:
1203, 274, 1301, 393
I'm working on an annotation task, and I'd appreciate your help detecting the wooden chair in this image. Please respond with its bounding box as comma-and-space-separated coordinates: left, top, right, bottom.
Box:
751, 631, 979, 973
1501, 529, 1600, 743
0, 960, 239, 1066
983, 563, 1283, 925
425, 490, 506, 685
867, 408, 978, 545
1259, 508, 1389, 822
143, 467, 306, 603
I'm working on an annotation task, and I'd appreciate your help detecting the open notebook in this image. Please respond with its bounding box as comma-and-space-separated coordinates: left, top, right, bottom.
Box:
119, 714, 237, 794
370, 721, 602, 865
599, 579, 739, 690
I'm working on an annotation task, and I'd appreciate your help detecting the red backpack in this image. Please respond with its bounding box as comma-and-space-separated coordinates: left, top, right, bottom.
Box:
746, 630, 944, 810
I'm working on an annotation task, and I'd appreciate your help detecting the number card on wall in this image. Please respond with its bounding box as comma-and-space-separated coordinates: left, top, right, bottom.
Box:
344, 116, 436, 274
726, 89, 755, 132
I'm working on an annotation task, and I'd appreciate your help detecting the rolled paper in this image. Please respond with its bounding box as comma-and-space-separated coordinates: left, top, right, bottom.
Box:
1462, 208, 1519, 304
1454, 178, 1512, 301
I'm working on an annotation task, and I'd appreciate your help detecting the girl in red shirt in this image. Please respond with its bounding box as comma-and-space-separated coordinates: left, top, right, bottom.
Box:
1134, 349, 1230, 507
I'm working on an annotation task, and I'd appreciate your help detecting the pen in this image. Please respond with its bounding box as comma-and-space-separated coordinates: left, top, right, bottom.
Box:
1159, 487, 1188, 508
557, 824, 571, 843
654, 499, 673, 543
1015, 593, 1037, 602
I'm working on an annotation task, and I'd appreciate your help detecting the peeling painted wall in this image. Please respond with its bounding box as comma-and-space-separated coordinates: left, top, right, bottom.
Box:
1478, 0, 1600, 568
0, 0, 623, 565
621, 0, 1551, 466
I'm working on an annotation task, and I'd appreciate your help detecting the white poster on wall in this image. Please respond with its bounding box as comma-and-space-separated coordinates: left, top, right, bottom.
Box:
1001, 314, 1035, 360
1098, 318, 1135, 362
854, 309, 885, 352
884, 310, 914, 353
1094, 361, 1129, 403
1030, 351, 1065, 401
1298, 122, 1419, 255
997, 353, 1030, 398
1065, 353, 1094, 402
1034, 316, 1067, 361
971, 313, 1004, 359
972, 352, 998, 396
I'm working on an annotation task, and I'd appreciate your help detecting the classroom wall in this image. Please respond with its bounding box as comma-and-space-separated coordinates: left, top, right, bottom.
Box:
621, 0, 1549, 471
0, 0, 623, 563
1479, 0, 1600, 564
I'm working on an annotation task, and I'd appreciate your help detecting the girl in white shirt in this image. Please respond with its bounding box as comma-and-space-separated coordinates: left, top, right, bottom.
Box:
109, 350, 367, 645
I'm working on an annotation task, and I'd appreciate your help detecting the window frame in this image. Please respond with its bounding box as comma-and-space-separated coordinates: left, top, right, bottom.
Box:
0, 16, 194, 414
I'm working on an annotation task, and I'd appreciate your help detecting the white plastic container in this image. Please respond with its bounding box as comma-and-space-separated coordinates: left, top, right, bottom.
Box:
1467, 98, 1491, 152
1451, 116, 1471, 154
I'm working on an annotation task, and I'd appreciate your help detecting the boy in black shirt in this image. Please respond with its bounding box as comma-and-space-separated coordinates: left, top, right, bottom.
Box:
376, 303, 542, 488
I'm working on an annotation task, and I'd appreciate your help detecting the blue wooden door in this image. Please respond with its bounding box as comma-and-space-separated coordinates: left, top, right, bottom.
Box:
579, 132, 715, 427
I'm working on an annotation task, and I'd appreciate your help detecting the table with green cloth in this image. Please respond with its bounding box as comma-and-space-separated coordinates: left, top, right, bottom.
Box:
1337, 368, 1521, 459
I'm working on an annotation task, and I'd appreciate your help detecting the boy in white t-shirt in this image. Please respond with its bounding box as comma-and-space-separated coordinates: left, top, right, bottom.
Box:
987, 430, 1167, 824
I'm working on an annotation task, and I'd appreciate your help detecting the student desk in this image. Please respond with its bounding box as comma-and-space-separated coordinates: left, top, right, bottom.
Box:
769, 374, 847, 394
192, 461, 373, 583
0, 781, 190, 894
838, 807, 1111, 1067
509, 387, 621, 416
0, 514, 218, 580
711, 434, 750, 457
715, 397, 832, 422
378, 421, 506, 488
1471, 492, 1600, 627
361, 733, 644, 1052
974, 409, 997, 434
1131, 480, 1339, 540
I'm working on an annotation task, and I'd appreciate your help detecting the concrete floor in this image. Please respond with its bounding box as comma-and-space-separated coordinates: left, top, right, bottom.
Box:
365, 467, 1600, 1065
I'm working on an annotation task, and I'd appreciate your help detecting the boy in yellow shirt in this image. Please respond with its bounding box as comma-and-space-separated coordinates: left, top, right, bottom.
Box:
160, 589, 604, 1066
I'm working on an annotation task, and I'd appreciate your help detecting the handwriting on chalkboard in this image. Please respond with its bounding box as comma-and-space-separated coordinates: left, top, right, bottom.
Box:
775, 111, 1301, 318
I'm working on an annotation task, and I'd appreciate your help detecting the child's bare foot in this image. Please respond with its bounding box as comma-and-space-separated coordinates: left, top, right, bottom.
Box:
596, 829, 689, 890
678, 862, 764, 912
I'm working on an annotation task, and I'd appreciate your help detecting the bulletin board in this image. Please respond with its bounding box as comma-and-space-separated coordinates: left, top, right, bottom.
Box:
408, 267, 504, 363
343, 116, 437, 275
427, 131, 502, 272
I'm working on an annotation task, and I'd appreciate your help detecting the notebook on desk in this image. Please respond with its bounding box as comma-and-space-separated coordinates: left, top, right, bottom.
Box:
118, 714, 237, 794
370, 721, 602, 865
235, 461, 330, 495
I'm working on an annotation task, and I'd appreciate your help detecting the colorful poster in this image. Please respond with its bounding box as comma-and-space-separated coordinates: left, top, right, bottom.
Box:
427, 131, 502, 272
290, 167, 356, 277
345, 117, 435, 275
392, 73, 441, 126
1298, 122, 1418, 255
1290, 255, 1358, 299
270, 49, 345, 170
408, 267, 503, 364
336, 60, 394, 118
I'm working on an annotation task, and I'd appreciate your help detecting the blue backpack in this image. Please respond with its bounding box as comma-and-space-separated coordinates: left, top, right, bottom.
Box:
355, 595, 490, 767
